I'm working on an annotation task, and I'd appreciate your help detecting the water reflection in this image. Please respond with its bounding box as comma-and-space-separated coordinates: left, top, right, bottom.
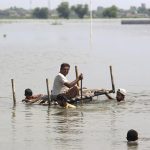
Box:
11, 105, 16, 143
51, 109, 84, 149
45, 106, 51, 129
53, 109, 84, 133
24, 105, 34, 121
127, 143, 138, 150
11, 105, 16, 119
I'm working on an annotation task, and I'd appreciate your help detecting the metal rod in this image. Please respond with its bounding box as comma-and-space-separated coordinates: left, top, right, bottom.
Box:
46, 78, 51, 105
11, 79, 16, 105
109, 66, 115, 93
75, 66, 79, 86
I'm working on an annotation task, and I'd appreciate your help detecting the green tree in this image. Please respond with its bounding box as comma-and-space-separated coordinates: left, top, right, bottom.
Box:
102, 5, 118, 18
57, 2, 70, 19
32, 7, 49, 19
146, 9, 150, 17
32, 7, 39, 18
39, 8, 49, 18
137, 4, 147, 14
71, 4, 89, 18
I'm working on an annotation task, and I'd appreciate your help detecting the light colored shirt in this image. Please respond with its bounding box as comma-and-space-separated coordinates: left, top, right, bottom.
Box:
52, 73, 69, 95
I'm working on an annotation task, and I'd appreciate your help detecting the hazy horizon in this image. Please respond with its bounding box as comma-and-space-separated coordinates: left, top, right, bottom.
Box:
0, 0, 150, 10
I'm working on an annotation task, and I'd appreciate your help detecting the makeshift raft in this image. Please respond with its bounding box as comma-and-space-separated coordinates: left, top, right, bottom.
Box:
65, 89, 114, 105
14, 65, 115, 106
22, 89, 114, 106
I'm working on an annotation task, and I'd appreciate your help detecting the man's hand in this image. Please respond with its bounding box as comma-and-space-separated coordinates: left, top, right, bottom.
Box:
78, 73, 83, 80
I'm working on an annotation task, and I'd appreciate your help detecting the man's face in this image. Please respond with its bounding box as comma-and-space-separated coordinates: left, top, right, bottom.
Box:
116, 91, 124, 102
60, 66, 70, 76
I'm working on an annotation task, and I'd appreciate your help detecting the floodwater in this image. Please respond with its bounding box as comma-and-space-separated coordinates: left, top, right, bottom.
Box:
0, 19, 150, 150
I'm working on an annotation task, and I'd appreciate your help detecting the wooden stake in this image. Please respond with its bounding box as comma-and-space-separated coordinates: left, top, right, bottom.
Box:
109, 66, 115, 93
80, 79, 83, 105
46, 78, 51, 105
11, 79, 16, 105
75, 66, 79, 86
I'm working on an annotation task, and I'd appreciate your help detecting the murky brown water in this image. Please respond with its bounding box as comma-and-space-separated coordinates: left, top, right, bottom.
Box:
0, 19, 150, 150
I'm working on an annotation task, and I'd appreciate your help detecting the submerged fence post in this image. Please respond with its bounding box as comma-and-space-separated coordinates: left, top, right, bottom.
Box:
46, 78, 51, 105
75, 66, 79, 87
11, 79, 16, 105
109, 66, 115, 93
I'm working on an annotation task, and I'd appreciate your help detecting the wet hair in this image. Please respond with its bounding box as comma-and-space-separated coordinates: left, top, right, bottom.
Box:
25, 88, 33, 97
127, 129, 138, 141
60, 63, 70, 70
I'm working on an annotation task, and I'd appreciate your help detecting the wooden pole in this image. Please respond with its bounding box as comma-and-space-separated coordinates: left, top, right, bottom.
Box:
11, 79, 16, 105
46, 78, 51, 105
75, 66, 79, 86
109, 66, 115, 93
80, 79, 83, 105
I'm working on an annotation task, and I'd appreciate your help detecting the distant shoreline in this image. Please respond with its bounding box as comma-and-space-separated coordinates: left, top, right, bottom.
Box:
1, 18, 150, 25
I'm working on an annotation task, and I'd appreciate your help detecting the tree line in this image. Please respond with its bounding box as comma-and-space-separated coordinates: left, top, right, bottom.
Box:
0, 2, 150, 19
33, 2, 117, 19
0, 2, 118, 19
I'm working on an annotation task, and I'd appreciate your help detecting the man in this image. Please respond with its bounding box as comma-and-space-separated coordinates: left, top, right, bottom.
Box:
22, 88, 48, 105
104, 88, 126, 102
51, 63, 83, 107
127, 129, 138, 142
127, 129, 138, 145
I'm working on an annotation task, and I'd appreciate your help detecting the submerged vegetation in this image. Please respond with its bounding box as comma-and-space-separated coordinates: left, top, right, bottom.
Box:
0, 2, 150, 19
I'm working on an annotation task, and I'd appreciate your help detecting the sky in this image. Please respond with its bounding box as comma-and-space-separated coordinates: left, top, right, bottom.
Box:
0, 0, 150, 10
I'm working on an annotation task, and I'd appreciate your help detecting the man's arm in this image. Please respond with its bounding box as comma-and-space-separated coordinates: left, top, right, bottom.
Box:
27, 98, 40, 104
97, 89, 114, 100
26, 94, 43, 104
64, 74, 83, 88
105, 93, 114, 99
94, 89, 114, 99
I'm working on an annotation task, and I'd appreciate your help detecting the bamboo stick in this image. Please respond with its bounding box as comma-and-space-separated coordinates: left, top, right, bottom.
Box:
75, 66, 79, 86
80, 79, 83, 105
109, 66, 115, 93
11, 79, 16, 105
46, 78, 51, 105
